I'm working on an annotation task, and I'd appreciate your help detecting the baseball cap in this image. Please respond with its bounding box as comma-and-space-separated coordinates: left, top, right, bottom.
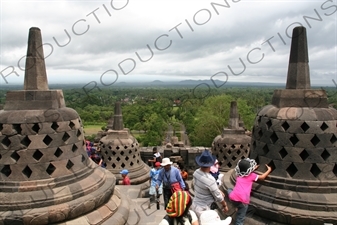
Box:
120, 169, 129, 175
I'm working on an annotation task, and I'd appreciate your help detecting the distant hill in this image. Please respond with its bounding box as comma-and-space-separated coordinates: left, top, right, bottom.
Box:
177, 79, 285, 87
1, 79, 331, 90
151, 80, 164, 83
109, 79, 286, 88
7, 79, 330, 89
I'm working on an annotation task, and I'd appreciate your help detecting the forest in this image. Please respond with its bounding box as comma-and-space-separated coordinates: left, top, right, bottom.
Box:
1, 83, 336, 147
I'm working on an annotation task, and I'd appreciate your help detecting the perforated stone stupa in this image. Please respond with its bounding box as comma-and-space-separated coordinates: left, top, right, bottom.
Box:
99, 101, 151, 185
227, 26, 337, 224
212, 101, 251, 172
0, 27, 122, 225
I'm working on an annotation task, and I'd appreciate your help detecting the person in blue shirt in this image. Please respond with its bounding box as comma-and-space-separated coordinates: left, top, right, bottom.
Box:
149, 162, 163, 209
156, 158, 186, 209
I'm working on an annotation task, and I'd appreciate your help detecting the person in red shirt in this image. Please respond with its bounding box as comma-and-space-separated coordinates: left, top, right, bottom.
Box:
120, 169, 131, 185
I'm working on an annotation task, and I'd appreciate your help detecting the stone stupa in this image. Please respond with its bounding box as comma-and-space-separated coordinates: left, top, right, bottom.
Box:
99, 101, 151, 186
212, 101, 251, 172
0, 27, 127, 225
224, 26, 337, 224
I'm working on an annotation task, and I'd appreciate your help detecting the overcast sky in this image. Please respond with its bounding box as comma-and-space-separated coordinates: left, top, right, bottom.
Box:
0, 0, 336, 87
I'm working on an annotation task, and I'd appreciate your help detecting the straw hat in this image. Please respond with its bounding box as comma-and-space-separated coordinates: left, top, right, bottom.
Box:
161, 158, 173, 166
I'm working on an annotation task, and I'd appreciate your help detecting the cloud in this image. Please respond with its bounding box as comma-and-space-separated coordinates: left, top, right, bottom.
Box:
0, 0, 336, 86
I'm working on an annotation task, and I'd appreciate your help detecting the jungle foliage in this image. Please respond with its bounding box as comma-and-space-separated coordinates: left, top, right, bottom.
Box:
1, 84, 336, 146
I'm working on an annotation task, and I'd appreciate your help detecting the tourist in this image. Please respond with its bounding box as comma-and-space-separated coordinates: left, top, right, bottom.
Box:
228, 158, 272, 225
148, 146, 162, 167
149, 162, 163, 209
210, 159, 220, 184
120, 169, 131, 185
199, 210, 232, 225
191, 149, 228, 218
85, 140, 93, 156
159, 190, 199, 225
156, 158, 186, 209
179, 164, 190, 192
89, 147, 106, 168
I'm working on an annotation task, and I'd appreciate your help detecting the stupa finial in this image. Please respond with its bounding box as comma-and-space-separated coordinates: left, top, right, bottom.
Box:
112, 101, 124, 130
228, 101, 239, 129
286, 26, 310, 89
24, 27, 49, 90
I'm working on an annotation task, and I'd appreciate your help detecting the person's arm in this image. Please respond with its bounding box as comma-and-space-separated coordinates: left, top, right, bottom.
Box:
210, 187, 228, 213
210, 180, 224, 203
190, 210, 199, 225
148, 156, 156, 163
220, 199, 228, 213
258, 164, 272, 181
149, 170, 153, 185
156, 169, 163, 188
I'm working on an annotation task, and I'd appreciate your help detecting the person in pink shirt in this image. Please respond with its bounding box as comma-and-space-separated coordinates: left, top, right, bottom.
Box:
228, 158, 272, 225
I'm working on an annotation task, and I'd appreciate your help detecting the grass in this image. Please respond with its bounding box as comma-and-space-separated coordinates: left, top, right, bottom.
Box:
83, 124, 104, 136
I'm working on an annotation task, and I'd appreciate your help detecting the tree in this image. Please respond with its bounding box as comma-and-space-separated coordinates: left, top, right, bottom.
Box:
189, 95, 255, 146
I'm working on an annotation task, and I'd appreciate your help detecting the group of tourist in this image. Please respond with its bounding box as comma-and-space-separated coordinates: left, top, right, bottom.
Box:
148, 148, 272, 225
85, 140, 106, 168
88, 142, 273, 225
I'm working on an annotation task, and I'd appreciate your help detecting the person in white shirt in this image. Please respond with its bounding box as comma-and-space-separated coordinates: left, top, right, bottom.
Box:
191, 149, 229, 218
148, 146, 162, 167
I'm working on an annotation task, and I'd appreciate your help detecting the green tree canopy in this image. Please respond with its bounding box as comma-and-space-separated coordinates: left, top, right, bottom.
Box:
189, 94, 255, 146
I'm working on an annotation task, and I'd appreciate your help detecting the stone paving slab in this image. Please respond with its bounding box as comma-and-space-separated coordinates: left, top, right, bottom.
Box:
102, 185, 167, 225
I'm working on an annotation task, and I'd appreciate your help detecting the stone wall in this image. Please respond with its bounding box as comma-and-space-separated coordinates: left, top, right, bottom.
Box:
140, 146, 208, 176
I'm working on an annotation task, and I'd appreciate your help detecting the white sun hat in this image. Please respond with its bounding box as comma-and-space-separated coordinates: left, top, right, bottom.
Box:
200, 210, 232, 225
161, 158, 173, 166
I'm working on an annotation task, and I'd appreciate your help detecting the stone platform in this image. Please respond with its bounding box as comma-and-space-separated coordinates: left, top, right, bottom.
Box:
56, 184, 168, 225
57, 174, 336, 225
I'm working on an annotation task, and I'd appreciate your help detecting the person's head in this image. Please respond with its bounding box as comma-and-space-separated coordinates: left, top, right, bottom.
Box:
154, 162, 161, 170
153, 146, 158, 153
200, 210, 232, 225
181, 170, 188, 180
210, 159, 219, 173
161, 158, 173, 171
195, 149, 216, 169
120, 169, 129, 178
166, 190, 192, 218
235, 158, 257, 177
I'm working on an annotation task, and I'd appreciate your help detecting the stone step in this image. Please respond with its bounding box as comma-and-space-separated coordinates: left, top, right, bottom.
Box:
132, 197, 167, 225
